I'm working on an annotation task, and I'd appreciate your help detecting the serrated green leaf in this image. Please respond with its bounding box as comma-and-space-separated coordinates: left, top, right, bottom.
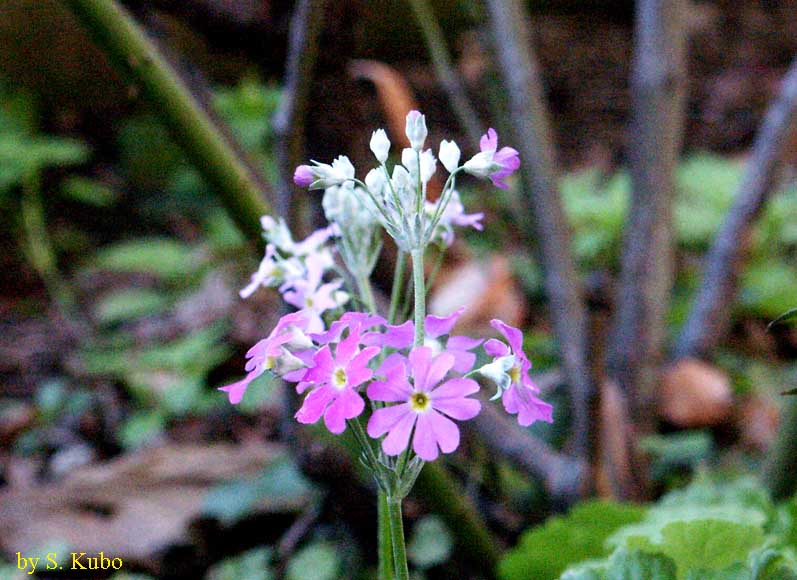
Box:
499, 501, 647, 580
205, 547, 273, 580
286, 543, 339, 580
407, 515, 453, 569
627, 519, 764, 580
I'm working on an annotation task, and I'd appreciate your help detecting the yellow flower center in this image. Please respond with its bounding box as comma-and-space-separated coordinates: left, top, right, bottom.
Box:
264, 356, 276, 371
410, 392, 431, 412
509, 365, 521, 385
332, 367, 347, 388
305, 297, 314, 307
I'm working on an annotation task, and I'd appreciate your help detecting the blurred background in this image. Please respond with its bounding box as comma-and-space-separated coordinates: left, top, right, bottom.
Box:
2, 0, 797, 579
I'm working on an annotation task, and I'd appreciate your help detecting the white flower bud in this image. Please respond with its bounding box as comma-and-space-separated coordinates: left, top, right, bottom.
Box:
420, 149, 437, 184
405, 110, 428, 151
365, 168, 386, 199
439, 140, 461, 173
463, 151, 502, 179
309, 155, 356, 190
369, 129, 391, 163
401, 148, 417, 174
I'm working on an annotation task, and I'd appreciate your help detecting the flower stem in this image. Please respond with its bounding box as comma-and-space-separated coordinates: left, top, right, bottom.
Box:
387, 496, 411, 580
388, 251, 407, 324
411, 248, 426, 347
378, 492, 395, 580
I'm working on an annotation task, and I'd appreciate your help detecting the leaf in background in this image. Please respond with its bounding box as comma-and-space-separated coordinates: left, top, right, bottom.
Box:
94, 288, 170, 325
639, 431, 712, 482
286, 543, 339, 580
605, 549, 677, 580
118, 410, 166, 449
626, 519, 764, 580
407, 515, 453, 569
740, 260, 797, 319
61, 175, 118, 207
749, 548, 797, 580
499, 501, 647, 580
205, 547, 273, 580
767, 308, 797, 330
203, 456, 315, 525
91, 238, 202, 282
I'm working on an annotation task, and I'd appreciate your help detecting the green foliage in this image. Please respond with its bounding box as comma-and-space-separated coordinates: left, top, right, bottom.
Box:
407, 515, 454, 569
639, 431, 713, 484
498, 501, 647, 580
205, 547, 274, 580
502, 478, 797, 580
286, 543, 340, 580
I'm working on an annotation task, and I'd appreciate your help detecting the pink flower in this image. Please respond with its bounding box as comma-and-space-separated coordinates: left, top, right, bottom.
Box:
463, 128, 520, 190
219, 310, 311, 404
484, 319, 553, 426
367, 347, 481, 461
294, 164, 314, 187
366, 307, 482, 373
295, 324, 380, 434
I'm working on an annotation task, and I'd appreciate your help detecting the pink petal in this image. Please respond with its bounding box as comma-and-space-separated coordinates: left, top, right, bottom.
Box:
449, 349, 477, 374
368, 374, 412, 402
377, 353, 407, 376
447, 335, 483, 351
433, 397, 481, 421
368, 403, 411, 438
295, 386, 335, 424
484, 338, 510, 358
381, 411, 417, 456
324, 388, 364, 434
408, 347, 433, 391
431, 377, 480, 400
424, 352, 456, 390
335, 324, 361, 365
412, 413, 439, 460
366, 320, 414, 348
218, 376, 252, 405
426, 411, 461, 454
424, 307, 465, 339
302, 346, 334, 383
490, 319, 525, 355
479, 128, 498, 153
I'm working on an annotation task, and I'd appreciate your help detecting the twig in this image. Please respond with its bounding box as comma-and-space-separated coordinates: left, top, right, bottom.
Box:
676, 59, 797, 359
272, 0, 327, 221
63, 0, 271, 241
406, 0, 482, 146
484, 0, 593, 464
605, 0, 687, 450
471, 402, 586, 505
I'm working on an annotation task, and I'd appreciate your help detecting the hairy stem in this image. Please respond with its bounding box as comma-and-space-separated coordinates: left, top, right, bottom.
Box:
388, 250, 407, 324
63, 0, 270, 241
378, 493, 395, 580
411, 248, 426, 346
387, 496, 410, 580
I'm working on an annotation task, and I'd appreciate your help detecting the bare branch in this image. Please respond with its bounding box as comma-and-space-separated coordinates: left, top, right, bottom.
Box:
484, 0, 593, 463
605, 0, 688, 442
406, 0, 482, 147
676, 59, 797, 359
272, 0, 327, 221
471, 402, 586, 505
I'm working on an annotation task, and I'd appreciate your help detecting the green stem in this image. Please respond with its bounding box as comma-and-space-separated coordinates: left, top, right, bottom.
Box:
356, 273, 377, 315
387, 496, 411, 580
411, 248, 426, 346
62, 0, 270, 241
388, 251, 407, 324
378, 493, 395, 580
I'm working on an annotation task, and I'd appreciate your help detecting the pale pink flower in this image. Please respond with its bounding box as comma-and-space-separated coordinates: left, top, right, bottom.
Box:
484, 319, 553, 426
367, 347, 481, 461
294, 164, 314, 187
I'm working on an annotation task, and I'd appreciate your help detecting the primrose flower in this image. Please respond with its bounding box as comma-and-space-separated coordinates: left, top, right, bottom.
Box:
240, 244, 303, 299
219, 310, 311, 404
481, 319, 553, 426
367, 347, 481, 461
295, 324, 380, 434
425, 190, 483, 247
405, 110, 428, 151
301, 155, 356, 190
463, 128, 520, 189
367, 307, 481, 373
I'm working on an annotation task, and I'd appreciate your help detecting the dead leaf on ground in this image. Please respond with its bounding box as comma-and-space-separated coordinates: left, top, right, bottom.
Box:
0, 443, 309, 570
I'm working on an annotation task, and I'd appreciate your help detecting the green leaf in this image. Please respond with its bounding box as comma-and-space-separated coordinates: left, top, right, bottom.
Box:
407, 515, 454, 569
205, 547, 273, 580
118, 410, 166, 449
92, 238, 201, 282
499, 501, 648, 580
286, 543, 339, 580
94, 288, 169, 324
749, 548, 797, 580
627, 519, 764, 580
61, 176, 118, 207
683, 563, 748, 580
605, 549, 677, 580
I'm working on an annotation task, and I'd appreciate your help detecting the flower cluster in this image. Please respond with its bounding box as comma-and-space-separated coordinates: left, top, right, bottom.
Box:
223, 110, 548, 495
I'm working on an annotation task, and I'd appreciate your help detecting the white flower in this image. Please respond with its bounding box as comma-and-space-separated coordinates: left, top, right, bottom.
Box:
475, 355, 516, 400
420, 149, 437, 184
365, 168, 387, 202
308, 155, 355, 190
439, 140, 461, 173
369, 129, 391, 163
462, 151, 501, 178
405, 110, 428, 151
